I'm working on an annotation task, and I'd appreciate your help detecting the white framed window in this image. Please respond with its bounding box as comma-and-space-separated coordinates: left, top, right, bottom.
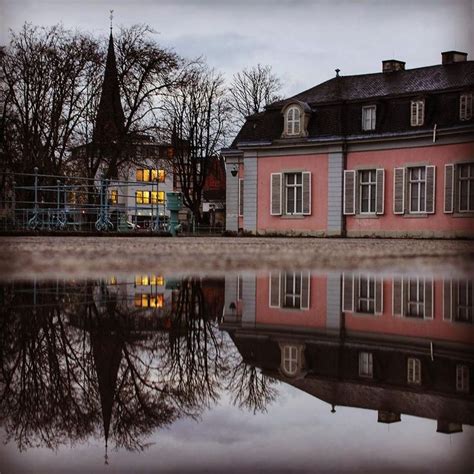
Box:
406, 277, 424, 318
407, 358, 421, 385
456, 364, 469, 393
285, 173, 303, 215
458, 163, 474, 212
282, 345, 299, 376
359, 352, 373, 378
362, 105, 376, 131
408, 167, 426, 213
238, 178, 244, 216
286, 106, 301, 136
284, 272, 303, 309
460, 93, 473, 121
269, 272, 310, 310
359, 170, 377, 214
411, 99, 425, 126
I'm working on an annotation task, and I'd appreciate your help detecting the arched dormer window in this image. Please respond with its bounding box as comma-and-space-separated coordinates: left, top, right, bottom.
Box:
281, 101, 311, 138
286, 106, 301, 136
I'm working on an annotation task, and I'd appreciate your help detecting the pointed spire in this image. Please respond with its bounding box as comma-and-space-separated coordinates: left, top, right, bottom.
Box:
93, 18, 125, 145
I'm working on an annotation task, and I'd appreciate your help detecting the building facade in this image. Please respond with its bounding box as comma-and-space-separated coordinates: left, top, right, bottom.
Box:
222, 52, 474, 237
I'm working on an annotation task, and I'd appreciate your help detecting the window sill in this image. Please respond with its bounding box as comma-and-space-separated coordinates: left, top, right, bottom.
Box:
452, 212, 474, 218
352, 311, 379, 317
281, 215, 306, 219
355, 214, 379, 219
403, 213, 428, 218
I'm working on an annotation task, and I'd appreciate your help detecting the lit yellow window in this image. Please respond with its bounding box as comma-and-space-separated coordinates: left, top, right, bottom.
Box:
151, 191, 165, 204
135, 275, 150, 286
150, 169, 166, 183
109, 190, 118, 204
137, 191, 151, 204
143, 169, 150, 182
136, 169, 143, 181
141, 294, 149, 308
109, 276, 117, 285
149, 296, 157, 308
156, 294, 164, 308
156, 276, 164, 286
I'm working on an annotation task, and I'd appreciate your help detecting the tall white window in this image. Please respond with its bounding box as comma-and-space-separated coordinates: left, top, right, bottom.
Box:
284, 272, 302, 309
457, 280, 473, 323
460, 93, 473, 121
407, 358, 421, 384
409, 167, 426, 213
359, 352, 373, 378
411, 100, 425, 126
362, 105, 376, 131
282, 345, 299, 376
286, 106, 301, 136
458, 163, 474, 212
359, 170, 377, 214
285, 173, 303, 215
456, 364, 469, 393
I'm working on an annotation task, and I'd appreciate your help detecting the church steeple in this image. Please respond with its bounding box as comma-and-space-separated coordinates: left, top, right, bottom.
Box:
93, 15, 125, 144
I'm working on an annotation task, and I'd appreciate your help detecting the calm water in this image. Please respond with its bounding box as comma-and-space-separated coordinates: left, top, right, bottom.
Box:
0, 269, 473, 473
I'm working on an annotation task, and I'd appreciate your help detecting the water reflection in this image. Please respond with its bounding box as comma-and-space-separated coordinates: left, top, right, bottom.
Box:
0, 271, 473, 469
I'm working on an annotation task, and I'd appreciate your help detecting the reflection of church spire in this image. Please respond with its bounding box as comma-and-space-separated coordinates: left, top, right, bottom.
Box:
93, 14, 125, 145
90, 329, 123, 459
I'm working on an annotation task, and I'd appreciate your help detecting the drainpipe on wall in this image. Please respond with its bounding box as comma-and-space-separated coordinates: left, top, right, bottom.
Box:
341, 100, 348, 237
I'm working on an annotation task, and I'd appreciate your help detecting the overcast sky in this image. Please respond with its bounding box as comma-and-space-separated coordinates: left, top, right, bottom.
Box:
1, 0, 473, 97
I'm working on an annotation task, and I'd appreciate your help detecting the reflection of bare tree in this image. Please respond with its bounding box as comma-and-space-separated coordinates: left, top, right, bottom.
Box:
0, 277, 275, 454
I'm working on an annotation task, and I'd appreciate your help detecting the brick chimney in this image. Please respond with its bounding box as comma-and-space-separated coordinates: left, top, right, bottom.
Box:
382, 59, 406, 73
441, 51, 468, 65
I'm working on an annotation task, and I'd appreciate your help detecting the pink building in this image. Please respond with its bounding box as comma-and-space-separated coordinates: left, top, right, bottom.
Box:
222, 52, 474, 237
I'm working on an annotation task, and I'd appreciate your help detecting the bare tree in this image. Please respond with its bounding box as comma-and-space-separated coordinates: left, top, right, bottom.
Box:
229, 64, 282, 124
164, 63, 232, 223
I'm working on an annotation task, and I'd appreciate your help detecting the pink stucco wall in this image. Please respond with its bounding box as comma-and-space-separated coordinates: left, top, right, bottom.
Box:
346, 142, 474, 235
255, 275, 327, 328
344, 279, 472, 345
257, 154, 328, 233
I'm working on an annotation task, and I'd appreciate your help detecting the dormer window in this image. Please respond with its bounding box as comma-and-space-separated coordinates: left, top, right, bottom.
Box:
411, 99, 425, 126
286, 106, 301, 135
460, 93, 473, 121
362, 105, 376, 131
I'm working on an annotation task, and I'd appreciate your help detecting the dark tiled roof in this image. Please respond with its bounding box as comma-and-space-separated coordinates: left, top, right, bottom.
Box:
230, 61, 474, 148
274, 61, 474, 106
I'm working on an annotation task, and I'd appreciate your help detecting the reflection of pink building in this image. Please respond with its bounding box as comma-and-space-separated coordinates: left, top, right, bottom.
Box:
223, 272, 473, 432
223, 52, 474, 237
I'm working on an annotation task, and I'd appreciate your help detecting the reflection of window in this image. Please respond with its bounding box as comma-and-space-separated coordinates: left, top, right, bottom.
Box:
359, 352, 373, 378
109, 189, 118, 204
357, 275, 375, 313
456, 364, 469, 393
285, 173, 303, 215
134, 293, 164, 308
282, 345, 298, 376
269, 272, 310, 310
457, 280, 473, 322
407, 358, 421, 384
407, 278, 424, 318
237, 275, 243, 300
135, 275, 164, 286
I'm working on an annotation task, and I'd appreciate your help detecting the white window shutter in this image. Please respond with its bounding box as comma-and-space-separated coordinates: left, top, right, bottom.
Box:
270, 173, 282, 215
343, 170, 356, 215
343, 274, 354, 312
376, 168, 385, 215
423, 278, 434, 319
418, 100, 424, 125
393, 168, 405, 214
392, 277, 403, 316
374, 278, 383, 315
302, 172, 311, 215
425, 165, 436, 214
444, 164, 454, 213
301, 272, 310, 310
269, 272, 281, 308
